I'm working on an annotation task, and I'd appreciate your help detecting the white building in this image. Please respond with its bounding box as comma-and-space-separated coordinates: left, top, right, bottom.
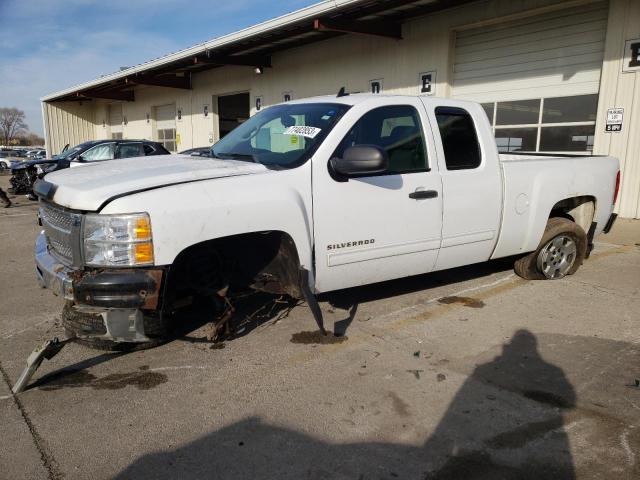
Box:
42, 0, 640, 218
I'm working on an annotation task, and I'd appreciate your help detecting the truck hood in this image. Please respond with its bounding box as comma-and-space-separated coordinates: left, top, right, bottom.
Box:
44, 154, 269, 211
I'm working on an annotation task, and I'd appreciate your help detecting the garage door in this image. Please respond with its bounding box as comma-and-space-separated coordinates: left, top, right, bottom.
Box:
108, 104, 123, 139
155, 104, 176, 152
452, 2, 608, 153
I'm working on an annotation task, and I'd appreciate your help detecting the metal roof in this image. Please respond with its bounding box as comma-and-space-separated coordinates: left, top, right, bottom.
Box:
43, 0, 473, 102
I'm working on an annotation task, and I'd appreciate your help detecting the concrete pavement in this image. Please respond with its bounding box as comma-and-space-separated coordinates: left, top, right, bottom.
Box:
0, 177, 638, 479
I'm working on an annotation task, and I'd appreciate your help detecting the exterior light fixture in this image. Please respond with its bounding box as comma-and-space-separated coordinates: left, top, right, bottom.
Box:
146, 113, 150, 124
254, 67, 264, 75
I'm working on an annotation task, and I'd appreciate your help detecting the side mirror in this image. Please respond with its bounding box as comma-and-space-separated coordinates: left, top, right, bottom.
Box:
330, 145, 388, 177
75, 155, 84, 162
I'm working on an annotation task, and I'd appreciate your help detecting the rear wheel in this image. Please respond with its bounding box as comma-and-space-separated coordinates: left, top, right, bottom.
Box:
514, 217, 587, 280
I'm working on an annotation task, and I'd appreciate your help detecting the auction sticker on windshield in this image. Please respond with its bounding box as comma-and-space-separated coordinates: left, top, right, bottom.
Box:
283, 126, 321, 138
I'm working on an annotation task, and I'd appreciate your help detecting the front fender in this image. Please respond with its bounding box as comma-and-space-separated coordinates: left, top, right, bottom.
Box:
100, 163, 314, 271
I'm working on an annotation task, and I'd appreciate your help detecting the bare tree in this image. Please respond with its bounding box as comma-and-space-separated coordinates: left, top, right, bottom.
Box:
0, 107, 28, 146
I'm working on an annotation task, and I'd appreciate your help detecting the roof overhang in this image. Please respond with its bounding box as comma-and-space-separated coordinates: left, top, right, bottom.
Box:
43, 0, 474, 103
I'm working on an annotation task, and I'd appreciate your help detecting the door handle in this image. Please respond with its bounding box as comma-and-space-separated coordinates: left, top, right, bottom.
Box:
409, 189, 438, 200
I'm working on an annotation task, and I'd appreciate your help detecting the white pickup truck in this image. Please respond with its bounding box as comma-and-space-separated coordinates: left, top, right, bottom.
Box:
33, 94, 620, 348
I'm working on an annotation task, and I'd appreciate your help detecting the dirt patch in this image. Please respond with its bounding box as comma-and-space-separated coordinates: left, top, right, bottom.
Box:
210, 343, 226, 350
438, 296, 485, 308
38, 369, 167, 391
290, 331, 348, 345
387, 392, 410, 417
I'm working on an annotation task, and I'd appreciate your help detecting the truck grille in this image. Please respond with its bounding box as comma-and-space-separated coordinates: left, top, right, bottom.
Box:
39, 201, 82, 266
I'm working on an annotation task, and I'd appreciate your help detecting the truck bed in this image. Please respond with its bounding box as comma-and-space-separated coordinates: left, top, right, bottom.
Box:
491, 153, 618, 259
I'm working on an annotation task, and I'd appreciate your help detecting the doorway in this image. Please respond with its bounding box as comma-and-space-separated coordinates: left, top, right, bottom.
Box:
217, 92, 250, 138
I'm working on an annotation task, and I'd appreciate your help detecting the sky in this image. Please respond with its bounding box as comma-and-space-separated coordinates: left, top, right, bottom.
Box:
0, 0, 319, 136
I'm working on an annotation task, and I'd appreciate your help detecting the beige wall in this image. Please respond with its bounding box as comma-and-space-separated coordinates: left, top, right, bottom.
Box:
594, 0, 640, 218
43, 0, 640, 217
43, 101, 94, 155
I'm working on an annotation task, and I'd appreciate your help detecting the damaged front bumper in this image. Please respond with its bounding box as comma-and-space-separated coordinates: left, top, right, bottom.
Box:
35, 232, 165, 343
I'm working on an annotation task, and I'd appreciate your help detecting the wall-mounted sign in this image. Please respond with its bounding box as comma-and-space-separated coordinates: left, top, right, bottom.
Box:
369, 79, 383, 94
255, 96, 263, 111
203, 105, 209, 117
283, 92, 292, 102
622, 38, 640, 73
605, 108, 624, 132
419, 71, 436, 95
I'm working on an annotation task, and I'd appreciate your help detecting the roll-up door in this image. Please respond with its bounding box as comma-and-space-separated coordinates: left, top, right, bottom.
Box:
109, 104, 123, 139
451, 2, 608, 153
155, 104, 176, 152
452, 2, 607, 101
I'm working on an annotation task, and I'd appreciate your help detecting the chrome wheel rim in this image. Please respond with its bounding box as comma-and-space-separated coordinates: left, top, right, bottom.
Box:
537, 235, 577, 279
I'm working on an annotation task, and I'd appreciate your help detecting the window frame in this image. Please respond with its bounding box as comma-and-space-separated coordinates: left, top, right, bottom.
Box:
482, 94, 598, 154
330, 104, 430, 178
434, 106, 483, 171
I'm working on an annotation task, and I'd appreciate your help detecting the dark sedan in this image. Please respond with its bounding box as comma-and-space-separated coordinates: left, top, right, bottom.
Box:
9, 139, 170, 196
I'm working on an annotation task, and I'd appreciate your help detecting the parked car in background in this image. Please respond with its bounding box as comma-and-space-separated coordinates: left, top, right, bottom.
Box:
9, 139, 170, 196
27, 149, 47, 159
0, 152, 11, 170
179, 146, 211, 157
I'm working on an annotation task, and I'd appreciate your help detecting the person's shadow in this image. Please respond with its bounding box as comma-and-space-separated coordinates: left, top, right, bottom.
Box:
422, 329, 576, 479
116, 329, 577, 479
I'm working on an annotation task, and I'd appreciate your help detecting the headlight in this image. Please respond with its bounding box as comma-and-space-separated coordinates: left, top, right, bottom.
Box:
83, 213, 154, 266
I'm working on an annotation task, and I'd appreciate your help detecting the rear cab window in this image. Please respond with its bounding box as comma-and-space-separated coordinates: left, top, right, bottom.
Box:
435, 106, 482, 170
333, 105, 429, 175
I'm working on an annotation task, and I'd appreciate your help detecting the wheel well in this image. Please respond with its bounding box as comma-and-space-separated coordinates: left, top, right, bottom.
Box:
549, 196, 596, 233
166, 231, 303, 302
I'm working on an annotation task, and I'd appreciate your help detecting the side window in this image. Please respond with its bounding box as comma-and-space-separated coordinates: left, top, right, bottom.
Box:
81, 143, 115, 162
334, 105, 428, 174
435, 107, 481, 170
116, 143, 144, 159
143, 144, 155, 155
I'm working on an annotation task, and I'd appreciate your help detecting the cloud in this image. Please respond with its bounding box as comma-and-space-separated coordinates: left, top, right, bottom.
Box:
0, 0, 318, 135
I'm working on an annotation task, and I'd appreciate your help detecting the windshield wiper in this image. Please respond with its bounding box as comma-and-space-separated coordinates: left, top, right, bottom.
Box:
216, 152, 257, 163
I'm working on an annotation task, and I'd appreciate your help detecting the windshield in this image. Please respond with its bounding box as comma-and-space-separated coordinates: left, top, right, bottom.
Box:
211, 102, 350, 168
53, 142, 92, 160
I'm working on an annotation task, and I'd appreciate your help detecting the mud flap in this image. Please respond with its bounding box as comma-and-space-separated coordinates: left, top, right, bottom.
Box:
299, 268, 326, 335
12, 337, 73, 394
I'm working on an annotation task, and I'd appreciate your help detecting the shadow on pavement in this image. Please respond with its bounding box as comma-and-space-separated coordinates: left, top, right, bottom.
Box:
115, 330, 579, 479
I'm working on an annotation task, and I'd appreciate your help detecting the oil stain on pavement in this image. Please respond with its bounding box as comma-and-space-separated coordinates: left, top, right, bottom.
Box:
438, 296, 486, 308
290, 330, 348, 345
36, 369, 167, 391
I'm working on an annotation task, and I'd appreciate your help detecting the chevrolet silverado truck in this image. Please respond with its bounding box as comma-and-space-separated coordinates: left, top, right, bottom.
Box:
33, 93, 620, 349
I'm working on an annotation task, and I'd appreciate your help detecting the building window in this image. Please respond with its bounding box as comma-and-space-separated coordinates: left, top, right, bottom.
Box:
157, 128, 176, 152
482, 94, 598, 153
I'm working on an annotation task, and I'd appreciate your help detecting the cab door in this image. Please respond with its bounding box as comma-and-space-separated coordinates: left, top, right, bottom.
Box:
312, 98, 443, 293
423, 101, 502, 271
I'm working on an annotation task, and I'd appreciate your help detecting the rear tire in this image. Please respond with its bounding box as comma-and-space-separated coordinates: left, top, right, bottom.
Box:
62, 303, 167, 351
514, 217, 587, 280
